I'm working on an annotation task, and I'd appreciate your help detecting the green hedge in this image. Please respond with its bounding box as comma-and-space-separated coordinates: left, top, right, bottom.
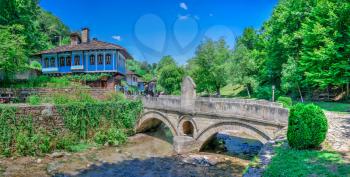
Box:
287, 103, 328, 149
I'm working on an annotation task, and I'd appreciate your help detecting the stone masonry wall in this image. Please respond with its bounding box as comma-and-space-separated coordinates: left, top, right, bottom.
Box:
12, 104, 66, 132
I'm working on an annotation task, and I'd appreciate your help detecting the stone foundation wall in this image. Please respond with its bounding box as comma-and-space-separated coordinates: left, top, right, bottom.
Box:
12, 104, 66, 132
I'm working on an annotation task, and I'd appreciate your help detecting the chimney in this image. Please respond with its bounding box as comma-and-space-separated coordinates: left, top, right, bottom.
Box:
70, 33, 81, 45
81, 28, 90, 43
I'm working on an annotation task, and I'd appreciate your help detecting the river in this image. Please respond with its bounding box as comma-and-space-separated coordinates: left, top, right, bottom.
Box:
0, 124, 262, 177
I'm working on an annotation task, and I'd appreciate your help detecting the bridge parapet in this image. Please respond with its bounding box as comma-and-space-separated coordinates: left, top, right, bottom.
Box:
141, 96, 288, 125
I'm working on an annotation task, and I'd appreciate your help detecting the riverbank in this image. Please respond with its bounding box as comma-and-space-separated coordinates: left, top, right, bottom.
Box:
0, 132, 252, 177
244, 112, 350, 177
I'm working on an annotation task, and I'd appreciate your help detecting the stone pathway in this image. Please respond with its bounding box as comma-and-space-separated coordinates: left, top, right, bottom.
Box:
325, 112, 350, 157
243, 129, 286, 177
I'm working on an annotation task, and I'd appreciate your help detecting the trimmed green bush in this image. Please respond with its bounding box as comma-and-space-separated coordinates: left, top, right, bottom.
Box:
277, 96, 293, 108
287, 103, 328, 149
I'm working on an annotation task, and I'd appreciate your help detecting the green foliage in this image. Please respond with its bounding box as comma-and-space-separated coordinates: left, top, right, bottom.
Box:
56, 133, 78, 151
27, 95, 41, 105
0, 95, 142, 156
229, 28, 259, 98
0, 25, 27, 79
188, 38, 230, 96
287, 104, 328, 149
158, 62, 185, 94
104, 92, 126, 102
0, 0, 70, 82
106, 128, 127, 146
263, 145, 350, 177
253, 85, 280, 101
303, 101, 350, 113
56, 100, 143, 139
127, 59, 157, 82
277, 96, 293, 108
217, 0, 350, 101
29, 61, 42, 70
94, 128, 127, 146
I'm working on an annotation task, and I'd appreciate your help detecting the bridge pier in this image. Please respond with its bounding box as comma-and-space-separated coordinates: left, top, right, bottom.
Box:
173, 136, 199, 154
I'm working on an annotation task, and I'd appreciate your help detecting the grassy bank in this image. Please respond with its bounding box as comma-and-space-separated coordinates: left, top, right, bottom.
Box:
302, 101, 350, 113
263, 144, 350, 177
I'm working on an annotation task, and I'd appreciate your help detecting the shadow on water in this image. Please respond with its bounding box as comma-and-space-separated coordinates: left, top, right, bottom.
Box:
142, 123, 174, 144
202, 132, 263, 160
52, 156, 241, 177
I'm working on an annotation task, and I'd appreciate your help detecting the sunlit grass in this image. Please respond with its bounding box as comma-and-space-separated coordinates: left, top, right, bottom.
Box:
302, 101, 350, 113
263, 145, 350, 177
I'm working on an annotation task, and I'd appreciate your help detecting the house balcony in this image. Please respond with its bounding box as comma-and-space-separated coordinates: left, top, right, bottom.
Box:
71, 65, 84, 70
42, 67, 58, 73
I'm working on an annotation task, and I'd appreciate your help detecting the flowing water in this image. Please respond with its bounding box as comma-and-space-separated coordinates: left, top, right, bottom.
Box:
0, 124, 262, 177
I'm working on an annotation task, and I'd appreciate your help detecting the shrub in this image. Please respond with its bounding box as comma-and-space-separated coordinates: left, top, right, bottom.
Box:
56, 133, 78, 150
27, 95, 41, 105
34, 133, 51, 154
104, 92, 126, 102
94, 128, 127, 146
106, 128, 127, 146
287, 103, 328, 149
15, 132, 37, 156
277, 96, 293, 108
29, 61, 42, 70
94, 130, 108, 145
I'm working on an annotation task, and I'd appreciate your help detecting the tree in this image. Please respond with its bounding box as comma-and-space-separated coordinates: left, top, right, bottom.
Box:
158, 63, 184, 95
188, 38, 230, 96
0, 25, 27, 80
281, 57, 303, 102
157, 55, 176, 73
230, 28, 261, 97
299, 0, 350, 93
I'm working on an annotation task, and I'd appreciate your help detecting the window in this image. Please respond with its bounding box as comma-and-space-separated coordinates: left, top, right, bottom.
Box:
50, 57, 55, 67
74, 55, 80, 65
66, 56, 71, 66
59, 57, 65, 67
90, 55, 95, 65
106, 54, 111, 64
44, 58, 49, 67
97, 54, 103, 65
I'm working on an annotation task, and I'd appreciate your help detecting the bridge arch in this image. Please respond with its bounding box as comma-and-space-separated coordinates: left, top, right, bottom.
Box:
178, 115, 198, 137
195, 121, 271, 151
135, 111, 178, 136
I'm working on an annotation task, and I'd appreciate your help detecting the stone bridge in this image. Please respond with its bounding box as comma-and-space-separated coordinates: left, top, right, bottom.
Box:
134, 77, 289, 154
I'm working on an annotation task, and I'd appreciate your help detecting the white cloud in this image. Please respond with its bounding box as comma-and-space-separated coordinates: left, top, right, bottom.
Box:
178, 14, 189, 20
112, 35, 122, 41
179, 2, 188, 10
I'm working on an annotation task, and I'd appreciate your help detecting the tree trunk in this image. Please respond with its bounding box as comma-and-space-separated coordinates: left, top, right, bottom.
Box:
297, 83, 304, 102
246, 85, 251, 98
216, 86, 221, 97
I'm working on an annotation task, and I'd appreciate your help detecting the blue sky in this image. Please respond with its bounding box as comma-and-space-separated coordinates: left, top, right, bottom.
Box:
40, 0, 278, 64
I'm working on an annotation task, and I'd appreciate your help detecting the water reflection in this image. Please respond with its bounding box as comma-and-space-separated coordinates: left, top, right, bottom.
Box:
202, 132, 263, 159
